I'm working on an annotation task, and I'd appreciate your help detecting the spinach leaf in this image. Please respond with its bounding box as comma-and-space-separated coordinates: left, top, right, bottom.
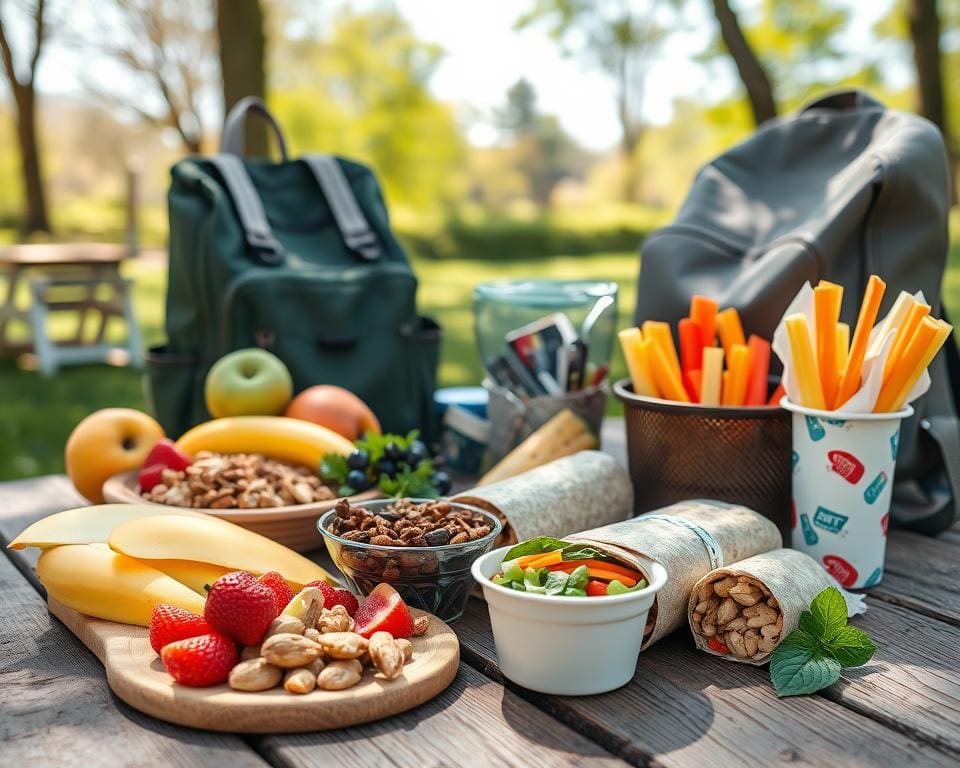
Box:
502, 536, 571, 561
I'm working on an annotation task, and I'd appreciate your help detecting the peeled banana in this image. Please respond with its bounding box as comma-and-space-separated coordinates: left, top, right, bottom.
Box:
109, 514, 336, 588
37, 544, 206, 626
176, 416, 354, 467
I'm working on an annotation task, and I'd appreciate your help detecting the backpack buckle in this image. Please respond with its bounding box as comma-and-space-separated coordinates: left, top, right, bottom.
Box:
246, 231, 284, 265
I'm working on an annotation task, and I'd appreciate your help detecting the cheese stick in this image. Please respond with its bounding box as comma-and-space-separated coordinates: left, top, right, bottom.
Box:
889, 319, 952, 412
619, 328, 658, 397
701, 347, 724, 406
873, 316, 939, 413
836, 322, 850, 372
648, 334, 689, 402
643, 321, 682, 381
785, 314, 826, 410
814, 281, 843, 409
882, 299, 930, 384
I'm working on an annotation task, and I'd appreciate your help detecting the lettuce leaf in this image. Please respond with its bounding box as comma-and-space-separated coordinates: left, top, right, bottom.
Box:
502, 536, 571, 561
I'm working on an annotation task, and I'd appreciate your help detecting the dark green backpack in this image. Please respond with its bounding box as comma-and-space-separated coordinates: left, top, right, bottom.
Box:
147, 98, 440, 439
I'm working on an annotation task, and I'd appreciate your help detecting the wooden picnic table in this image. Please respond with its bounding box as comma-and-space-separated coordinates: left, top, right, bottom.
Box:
2, 421, 959, 767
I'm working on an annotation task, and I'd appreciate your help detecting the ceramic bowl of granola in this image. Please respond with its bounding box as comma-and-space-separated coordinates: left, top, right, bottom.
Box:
318, 498, 502, 622
102, 451, 380, 552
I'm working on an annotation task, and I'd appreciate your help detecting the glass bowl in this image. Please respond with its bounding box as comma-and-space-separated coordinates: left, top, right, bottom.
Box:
317, 499, 503, 622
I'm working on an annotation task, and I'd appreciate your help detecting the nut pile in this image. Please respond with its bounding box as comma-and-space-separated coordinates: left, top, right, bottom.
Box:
691, 574, 783, 660
329, 498, 492, 547
229, 587, 429, 694
141, 451, 336, 509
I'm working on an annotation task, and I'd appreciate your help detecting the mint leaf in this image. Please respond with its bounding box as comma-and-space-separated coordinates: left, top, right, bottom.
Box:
777, 628, 818, 653
800, 587, 848, 642
320, 453, 349, 485
560, 545, 615, 562
823, 626, 877, 667
770, 640, 842, 697
378, 461, 439, 499
544, 571, 570, 595
502, 536, 571, 561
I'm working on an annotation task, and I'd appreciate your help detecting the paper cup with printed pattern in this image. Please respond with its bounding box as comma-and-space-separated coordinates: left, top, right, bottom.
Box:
781, 398, 912, 589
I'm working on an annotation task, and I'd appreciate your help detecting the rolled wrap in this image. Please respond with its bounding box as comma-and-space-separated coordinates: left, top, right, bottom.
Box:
565, 500, 781, 648
688, 548, 866, 665
453, 450, 632, 546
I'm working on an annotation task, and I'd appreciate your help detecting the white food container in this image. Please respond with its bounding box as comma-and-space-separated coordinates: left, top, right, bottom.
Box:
472, 546, 668, 695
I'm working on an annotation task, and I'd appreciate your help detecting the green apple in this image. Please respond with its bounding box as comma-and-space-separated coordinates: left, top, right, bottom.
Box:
204, 348, 293, 418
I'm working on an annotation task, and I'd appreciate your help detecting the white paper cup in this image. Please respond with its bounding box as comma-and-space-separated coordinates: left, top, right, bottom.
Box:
781, 398, 912, 589
472, 546, 668, 695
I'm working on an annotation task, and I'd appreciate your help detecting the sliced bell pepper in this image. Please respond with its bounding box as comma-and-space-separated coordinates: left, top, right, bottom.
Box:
546, 559, 643, 582
586, 579, 609, 597
520, 550, 565, 570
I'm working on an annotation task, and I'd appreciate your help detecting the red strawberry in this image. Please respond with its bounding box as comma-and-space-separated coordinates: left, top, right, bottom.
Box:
145, 438, 193, 471
149, 604, 215, 654
161, 632, 237, 687
204, 571, 278, 645
353, 583, 414, 638
306, 580, 360, 617
138, 463, 166, 492
259, 571, 294, 611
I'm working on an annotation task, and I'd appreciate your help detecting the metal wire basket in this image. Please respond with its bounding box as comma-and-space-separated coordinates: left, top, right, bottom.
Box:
614, 379, 792, 538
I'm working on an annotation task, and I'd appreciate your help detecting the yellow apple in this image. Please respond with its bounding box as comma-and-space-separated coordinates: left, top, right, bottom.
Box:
65, 408, 165, 503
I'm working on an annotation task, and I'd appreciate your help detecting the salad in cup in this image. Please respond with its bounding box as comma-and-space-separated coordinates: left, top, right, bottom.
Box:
491, 536, 648, 597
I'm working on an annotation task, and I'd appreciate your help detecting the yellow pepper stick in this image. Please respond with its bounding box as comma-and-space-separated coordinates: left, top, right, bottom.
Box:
785, 314, 826, 410
868, 290, 913, 358
648, 334, 690, 402
874, 316, 939, 413
888, 319, 952, 412
716, 307, 745, 363
836, 275, 886, 408
814, 281, 843, 409
700, 346, 724, 406
722, 343, 751, 406
882, 299, 930, 384
836, 322, 850, 373
618, 328, 658, 397
642, 320, 682, 381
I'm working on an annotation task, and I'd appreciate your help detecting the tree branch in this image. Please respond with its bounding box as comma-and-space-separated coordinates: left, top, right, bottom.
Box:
28, 0, 45, 85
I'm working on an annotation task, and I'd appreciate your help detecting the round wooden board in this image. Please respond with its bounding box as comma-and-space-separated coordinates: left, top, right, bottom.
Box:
48, 598, 460, 733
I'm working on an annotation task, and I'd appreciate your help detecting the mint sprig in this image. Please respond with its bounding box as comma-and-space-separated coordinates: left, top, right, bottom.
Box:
769, 587, 876, 697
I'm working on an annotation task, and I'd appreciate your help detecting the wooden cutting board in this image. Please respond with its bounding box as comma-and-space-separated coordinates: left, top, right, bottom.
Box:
49, 598, 460, 733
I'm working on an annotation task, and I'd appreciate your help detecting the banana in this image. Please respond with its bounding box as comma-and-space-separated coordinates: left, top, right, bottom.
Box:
147, 559, 233, 595
109, 514, 337, 588
6, 503, 214, 550
176, 416, 354, 468
37, 544, 205, 626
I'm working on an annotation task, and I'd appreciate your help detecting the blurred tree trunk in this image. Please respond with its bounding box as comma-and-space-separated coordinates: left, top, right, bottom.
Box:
907, 0, 955, 202
0, 0, 50, 235
217, 0, 268, 157
710, 0, 777, 126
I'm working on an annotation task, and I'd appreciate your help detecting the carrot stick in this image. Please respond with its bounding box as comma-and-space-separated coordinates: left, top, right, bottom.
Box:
716, 307, 745, 363
648, 333, 689, 402
723, 344, 751, 406
836, 275, 886, 408
701, 347, 724, 406
690, 295, 719, 348
882, 299, 930, 384
814, 281, 843, 409
786, 314, 826, 410
721, 370, 730, 404
745, 335, 771, 406
519, 550, 565, 569
874, 316, 940, 413
767, 381, 786, 407
643, 321, 682, 380
836, 322, 850, 373
618, 328, 658, 397
546, 560, 642, 585
889, 319, 951, 411
679, 318, 704, 373
683, 369, 702, 403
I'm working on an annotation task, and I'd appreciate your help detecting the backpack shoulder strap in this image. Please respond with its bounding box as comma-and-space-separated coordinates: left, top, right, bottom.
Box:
207, 154, 284, 265
301, 154, 382, 262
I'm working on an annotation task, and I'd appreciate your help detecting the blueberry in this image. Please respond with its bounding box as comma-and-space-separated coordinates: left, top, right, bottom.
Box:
346, 469, 370, 491
406, 440, 430, 466
347, 449, 369, 470
384, 442, 405, 462
433, 471, 452, 495
376, 459, 397, 478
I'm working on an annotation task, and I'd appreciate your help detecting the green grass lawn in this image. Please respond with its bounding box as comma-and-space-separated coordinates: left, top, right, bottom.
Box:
3, 247, 959, 481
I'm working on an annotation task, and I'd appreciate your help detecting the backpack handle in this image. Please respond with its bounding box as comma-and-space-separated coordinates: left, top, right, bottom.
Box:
221, 96, 289, 160
801, 90, 884, 114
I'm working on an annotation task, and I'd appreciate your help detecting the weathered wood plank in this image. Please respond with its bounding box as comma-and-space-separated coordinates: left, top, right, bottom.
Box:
868, 530, 960, 626
258, 663, 627, 768
0, 547, 268, 768
457, 600, 957, 767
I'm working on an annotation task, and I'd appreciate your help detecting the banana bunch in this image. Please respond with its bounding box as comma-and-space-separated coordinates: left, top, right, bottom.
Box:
9, 504, 337, 626
176, 416, 354, 467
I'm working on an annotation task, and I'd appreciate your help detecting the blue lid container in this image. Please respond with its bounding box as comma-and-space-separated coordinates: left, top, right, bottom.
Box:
434, 386, 489, 418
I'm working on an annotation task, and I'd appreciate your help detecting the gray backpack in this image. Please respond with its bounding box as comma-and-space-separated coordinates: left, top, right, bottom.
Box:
634, 90, 960, 534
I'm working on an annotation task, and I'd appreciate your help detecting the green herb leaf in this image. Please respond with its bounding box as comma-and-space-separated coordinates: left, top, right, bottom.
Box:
560, 546, 614, 562
337, 484, 356, 497
822, 626, 877, 667
320, 453, 350, 485
770, 639, 842, 697
799, 587, 848, 642
378, 460, 439, 499
502, 536, 571, 561
563, 587, 587, 597
565, 565, 590, 591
